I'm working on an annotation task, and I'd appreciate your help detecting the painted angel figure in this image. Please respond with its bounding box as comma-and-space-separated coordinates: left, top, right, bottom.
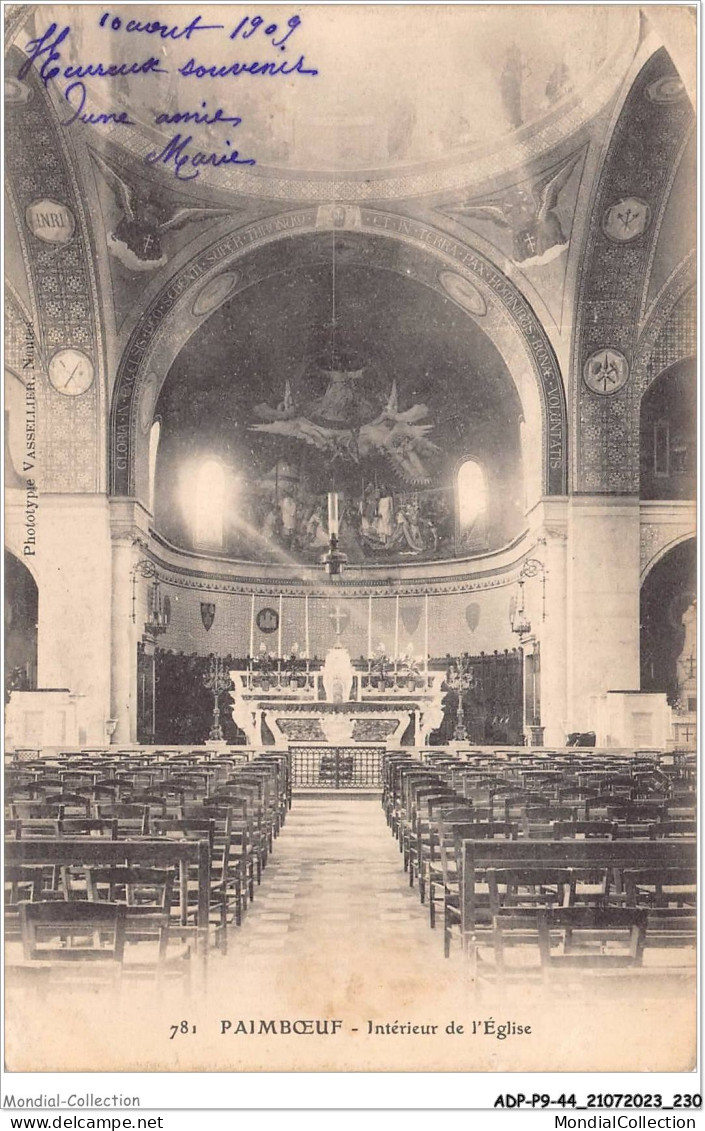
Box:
358, 382, 438, 485
451, 152, 582, 266
92, 151, 233, 270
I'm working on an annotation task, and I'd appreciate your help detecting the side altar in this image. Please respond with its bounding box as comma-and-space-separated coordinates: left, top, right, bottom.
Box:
229, 644, 445, 749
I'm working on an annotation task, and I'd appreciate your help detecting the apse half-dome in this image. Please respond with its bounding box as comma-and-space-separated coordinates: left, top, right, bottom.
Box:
153, 255, 525, 565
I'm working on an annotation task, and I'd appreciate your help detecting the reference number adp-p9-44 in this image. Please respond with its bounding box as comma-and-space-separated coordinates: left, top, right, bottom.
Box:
494, 1094, 702, 1109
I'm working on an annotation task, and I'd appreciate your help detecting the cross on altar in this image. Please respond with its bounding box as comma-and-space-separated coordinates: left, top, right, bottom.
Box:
329, 605, 349, 636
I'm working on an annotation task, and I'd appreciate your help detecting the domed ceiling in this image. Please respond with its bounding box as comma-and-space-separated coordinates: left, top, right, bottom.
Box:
20, 5, 638, 196
153, 234, 524, 565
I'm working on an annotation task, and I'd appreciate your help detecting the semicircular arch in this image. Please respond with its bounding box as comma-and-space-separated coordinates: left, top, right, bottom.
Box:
110, 210, 568, 509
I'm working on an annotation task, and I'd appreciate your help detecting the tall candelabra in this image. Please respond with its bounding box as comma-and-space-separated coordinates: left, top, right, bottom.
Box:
445, 656, 477, 741
203, 655, 232, 742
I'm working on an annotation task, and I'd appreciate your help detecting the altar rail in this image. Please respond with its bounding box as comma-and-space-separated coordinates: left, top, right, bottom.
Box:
6, 744, 686, 765
291, 745, 384, 789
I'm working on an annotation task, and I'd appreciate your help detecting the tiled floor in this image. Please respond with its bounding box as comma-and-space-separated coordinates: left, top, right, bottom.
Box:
214, 796, 467, 987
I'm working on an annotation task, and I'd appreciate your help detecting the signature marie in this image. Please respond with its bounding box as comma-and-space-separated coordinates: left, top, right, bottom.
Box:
145, 131, 256, 180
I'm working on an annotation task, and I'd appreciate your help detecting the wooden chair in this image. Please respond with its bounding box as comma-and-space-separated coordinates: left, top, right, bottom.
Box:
418, 800, 475, 908
406, 787, 460, 883
42, 792, 92, 817
471, 866, 580, 984
9, 802, 63, 838
649, 820, 697, 839
94, 803, 150, 837
197, 802, 253, 915
550, 821, 618, 840
536, 906, 647, 983
150, 818, 230, 949
622, 867, 697, 955
120, 791, 171, 816
59, 818, 118, 839
440, 820, 519, 957
623, 866, 697, 909
5, 865, 64, 944
16, 900, 127, 989
83, 866, 191, 978
211, 787, 268, 878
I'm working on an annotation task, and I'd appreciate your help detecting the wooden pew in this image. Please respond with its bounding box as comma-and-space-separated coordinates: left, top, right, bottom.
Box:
5, 838, 212, 963
459, 838, 696, 953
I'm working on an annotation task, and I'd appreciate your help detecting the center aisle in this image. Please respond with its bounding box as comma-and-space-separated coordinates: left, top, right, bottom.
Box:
218, 796, 467, 1013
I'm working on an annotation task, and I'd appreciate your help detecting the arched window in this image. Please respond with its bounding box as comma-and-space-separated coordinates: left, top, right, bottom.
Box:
148, 420, 160, 515
194, 460, 225, 550
457, 459, 487, 530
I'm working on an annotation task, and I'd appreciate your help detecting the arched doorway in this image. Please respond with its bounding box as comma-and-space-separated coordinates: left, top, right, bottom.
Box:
640, 537, 695, 707
640, 359, 696, 500
4, 549, 38, 698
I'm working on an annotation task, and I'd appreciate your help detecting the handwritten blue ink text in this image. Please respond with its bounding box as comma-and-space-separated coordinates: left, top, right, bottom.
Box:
145, 132, 256, 180
154, 102, 242, 128
230, 14, 301, 50
98, 12, 224, 40
61, 79, 135, 126
19, 24, 167, 86
178, 54, 317, 79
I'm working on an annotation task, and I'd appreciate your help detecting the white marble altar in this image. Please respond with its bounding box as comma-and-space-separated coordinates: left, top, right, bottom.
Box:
229, 646, 445, 748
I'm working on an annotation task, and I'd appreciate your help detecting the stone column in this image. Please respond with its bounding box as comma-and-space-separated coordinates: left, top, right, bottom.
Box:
28, 494, 112, 745
109, 499, 151, 744
525, 499, 569, 746
566, 496, 641, 733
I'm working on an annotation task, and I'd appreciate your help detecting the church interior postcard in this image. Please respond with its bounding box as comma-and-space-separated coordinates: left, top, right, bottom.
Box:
2, 2, 698, 1075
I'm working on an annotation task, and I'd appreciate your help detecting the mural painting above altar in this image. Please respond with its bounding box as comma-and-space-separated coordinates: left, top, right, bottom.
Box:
244, 363, 458, 563
154, 257, 525, 565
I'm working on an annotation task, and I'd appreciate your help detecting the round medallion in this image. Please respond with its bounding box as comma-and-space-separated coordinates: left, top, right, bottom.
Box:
646, 76, 687, 104
256, 607, 279, 634
5, 78, 32, 104
602, 197, 651, 243
25, 199, 75, 245
48, 348, 94, 396
583, 348, 630, 397
438, 270, 487, 316
139, 372, 160, 433
192, 272, 239, 318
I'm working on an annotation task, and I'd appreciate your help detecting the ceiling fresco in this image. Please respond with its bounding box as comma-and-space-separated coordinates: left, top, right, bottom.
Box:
154, 249, 524, 565
15, 5, 636, 189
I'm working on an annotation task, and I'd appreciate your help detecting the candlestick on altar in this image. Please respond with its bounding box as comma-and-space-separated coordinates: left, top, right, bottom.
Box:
394, 594, 400, 660
367, 594, 372, 659
202, 654, 232, 743
424, 593, 429, 678
249, 593, 255, 658
327, 491, 339, 537
277, 593, 283, 658
304, 593, 310, 659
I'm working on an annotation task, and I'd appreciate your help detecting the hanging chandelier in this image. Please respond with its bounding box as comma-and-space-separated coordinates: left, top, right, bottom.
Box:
131, 559, 169, 636
509, 558, 547, 639
321, 491, 347, 578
